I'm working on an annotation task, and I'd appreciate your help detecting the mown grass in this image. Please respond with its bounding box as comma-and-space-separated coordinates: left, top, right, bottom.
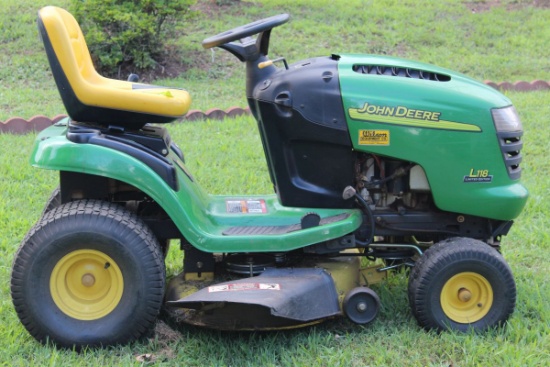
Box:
1, 90, 549, 366
1, 0, 549, 365
1, 0, 549, 120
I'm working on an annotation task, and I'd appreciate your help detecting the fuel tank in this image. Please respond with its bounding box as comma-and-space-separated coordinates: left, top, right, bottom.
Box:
251, 56, 355, 209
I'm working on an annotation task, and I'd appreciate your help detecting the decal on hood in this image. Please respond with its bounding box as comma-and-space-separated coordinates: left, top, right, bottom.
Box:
349, 102, 481, 132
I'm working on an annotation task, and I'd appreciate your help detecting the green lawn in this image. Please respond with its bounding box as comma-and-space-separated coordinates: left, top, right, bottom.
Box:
1, 0, 549, 121
1, 0, 549, 365
1, 91, 549, 366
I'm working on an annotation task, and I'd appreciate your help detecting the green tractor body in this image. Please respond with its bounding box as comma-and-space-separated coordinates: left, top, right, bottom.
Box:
11, 7, 527, 348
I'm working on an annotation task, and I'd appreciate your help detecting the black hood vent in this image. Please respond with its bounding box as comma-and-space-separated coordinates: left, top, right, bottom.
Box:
497, 131, 523, 180
353, 65, 451, 82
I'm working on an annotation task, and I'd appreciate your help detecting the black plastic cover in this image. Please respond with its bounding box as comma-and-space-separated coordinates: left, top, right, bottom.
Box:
66, 123, 178, 190
167, 268, 341, 328
254, 56, 348, 130
250, 56, 354, 208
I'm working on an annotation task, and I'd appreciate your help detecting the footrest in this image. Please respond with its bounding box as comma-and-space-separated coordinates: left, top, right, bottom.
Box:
222, 213, 350, 236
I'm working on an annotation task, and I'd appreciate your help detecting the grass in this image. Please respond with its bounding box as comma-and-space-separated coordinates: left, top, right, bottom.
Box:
1, 0, 549, 121
1, 90, 549, 366
1, 0, 550, 365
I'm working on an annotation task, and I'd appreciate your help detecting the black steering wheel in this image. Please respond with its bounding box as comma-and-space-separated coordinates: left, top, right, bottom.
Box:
202, 14, 289, 49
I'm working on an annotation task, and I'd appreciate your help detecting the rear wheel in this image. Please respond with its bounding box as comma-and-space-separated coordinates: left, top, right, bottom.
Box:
11, 200, 165, 348
408, 237, 515, 332
41, 186, 61, 215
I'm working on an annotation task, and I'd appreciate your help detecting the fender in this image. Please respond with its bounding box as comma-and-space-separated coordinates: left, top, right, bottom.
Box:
31, 121, 363, 253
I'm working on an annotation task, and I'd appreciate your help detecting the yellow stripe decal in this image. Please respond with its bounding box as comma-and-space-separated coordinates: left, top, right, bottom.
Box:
348, 103, 481, 132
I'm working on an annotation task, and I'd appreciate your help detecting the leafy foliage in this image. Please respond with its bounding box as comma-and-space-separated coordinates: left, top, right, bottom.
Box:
70, 0, 195, 75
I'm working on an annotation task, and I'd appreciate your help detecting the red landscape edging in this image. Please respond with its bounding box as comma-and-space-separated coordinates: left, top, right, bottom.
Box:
483, 79, 549, 92
0, 107, 251, 134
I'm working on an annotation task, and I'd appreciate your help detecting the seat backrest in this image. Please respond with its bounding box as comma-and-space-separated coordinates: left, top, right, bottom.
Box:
45, 8, 96, 82
38, 7, 99, 118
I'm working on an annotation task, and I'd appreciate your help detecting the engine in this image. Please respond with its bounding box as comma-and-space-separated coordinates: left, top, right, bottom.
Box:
354, 154, 432, 212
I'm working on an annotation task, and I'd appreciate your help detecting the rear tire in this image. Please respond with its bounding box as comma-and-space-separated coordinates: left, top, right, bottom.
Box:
41, 186, 61, 216
408, 237, 515, 332
11, 200, 165, 348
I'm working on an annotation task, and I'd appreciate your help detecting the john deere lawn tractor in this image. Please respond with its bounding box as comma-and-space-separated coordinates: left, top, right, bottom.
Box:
10, 6, 527, 348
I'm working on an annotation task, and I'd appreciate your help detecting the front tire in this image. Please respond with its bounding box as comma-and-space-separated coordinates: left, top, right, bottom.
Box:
408, 237, 515, 332
11, 200, 165, 348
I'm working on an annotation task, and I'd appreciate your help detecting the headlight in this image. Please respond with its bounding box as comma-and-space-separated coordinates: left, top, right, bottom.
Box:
491, 106, 522, 132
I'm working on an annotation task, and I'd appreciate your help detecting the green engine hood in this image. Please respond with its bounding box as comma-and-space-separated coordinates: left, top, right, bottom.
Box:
338, 54, 528, 221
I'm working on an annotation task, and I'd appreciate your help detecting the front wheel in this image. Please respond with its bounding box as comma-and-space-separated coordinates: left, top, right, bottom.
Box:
408, 237, 516, 332
11, 200, 166, 348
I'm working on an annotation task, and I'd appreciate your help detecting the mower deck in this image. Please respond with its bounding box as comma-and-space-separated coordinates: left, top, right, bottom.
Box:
165, 255, 386, 330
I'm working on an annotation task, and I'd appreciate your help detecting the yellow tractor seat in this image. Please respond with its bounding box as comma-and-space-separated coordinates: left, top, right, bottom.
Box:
37, 6, 191, 129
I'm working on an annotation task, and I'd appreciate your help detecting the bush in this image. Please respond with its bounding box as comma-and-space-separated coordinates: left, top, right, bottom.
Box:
70, 0, 195, 76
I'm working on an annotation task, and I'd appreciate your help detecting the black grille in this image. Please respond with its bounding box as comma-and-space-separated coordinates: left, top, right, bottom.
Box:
353, 65, 451, 82
497, 131, 523, 180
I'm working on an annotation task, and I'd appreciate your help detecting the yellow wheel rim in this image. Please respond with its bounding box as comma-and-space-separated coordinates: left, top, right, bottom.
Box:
440, 272, 493, 323
50, 249, 123, 320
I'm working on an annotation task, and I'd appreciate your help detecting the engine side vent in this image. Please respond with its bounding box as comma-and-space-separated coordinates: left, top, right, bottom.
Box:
353, 65, 451, 82
497, 131, 523, 180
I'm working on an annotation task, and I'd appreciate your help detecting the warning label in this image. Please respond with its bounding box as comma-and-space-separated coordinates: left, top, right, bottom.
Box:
208, 283, 281, 293
226, 199, 267, 214
358, 130, 390, 146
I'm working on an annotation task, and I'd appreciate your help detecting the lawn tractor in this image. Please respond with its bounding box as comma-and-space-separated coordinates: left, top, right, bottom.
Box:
11, 6, 528, 348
